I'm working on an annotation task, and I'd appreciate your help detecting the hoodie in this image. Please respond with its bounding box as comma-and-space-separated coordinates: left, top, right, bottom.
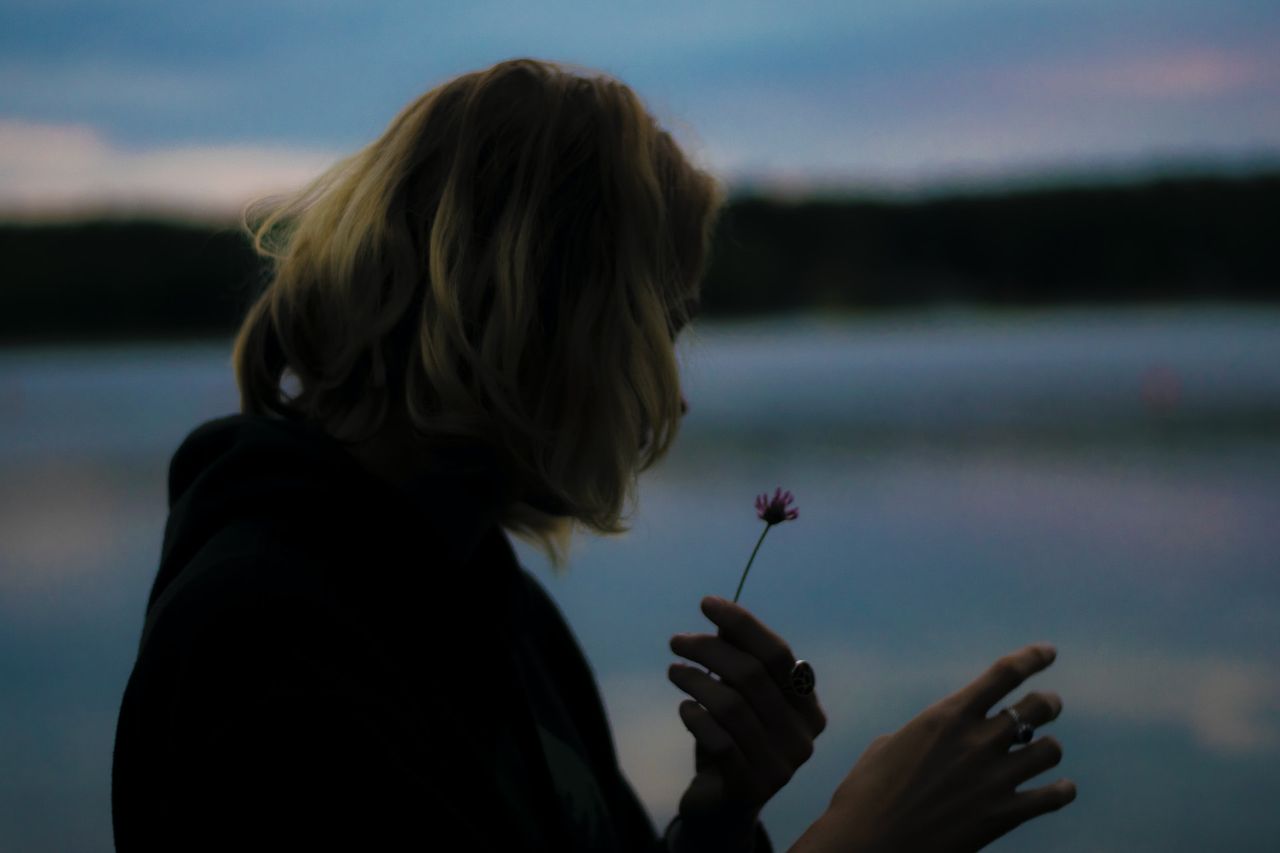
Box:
109, 413, 741, 852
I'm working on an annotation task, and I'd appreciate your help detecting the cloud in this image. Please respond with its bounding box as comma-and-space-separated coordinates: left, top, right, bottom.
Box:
0, 57, 236, 114
1001, 47, 1279, 101
0, 119, 341, 220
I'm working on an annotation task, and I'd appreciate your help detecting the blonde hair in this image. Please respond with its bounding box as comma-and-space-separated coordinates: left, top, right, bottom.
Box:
231, 57, 725, 569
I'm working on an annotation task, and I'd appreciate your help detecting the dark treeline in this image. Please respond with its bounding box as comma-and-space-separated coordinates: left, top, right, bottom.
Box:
702, 172, 1279, 315
2, 173, 1277, 344
1, 221, 264, 344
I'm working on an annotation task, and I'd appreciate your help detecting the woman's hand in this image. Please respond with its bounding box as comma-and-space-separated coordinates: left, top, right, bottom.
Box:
668, 596, 827, 848
791, 643, 1075, 853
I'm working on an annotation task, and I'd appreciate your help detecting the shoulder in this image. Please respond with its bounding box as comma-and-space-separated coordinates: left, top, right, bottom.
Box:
144, 519, 334, 643
135, 518, 413, 711
135, 516, 509, 697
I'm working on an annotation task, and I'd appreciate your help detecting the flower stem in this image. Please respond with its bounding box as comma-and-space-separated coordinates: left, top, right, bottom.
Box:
733, 524, 772, 603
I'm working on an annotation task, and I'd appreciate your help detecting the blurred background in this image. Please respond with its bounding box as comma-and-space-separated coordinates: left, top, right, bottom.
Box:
2, 1, 1278, 850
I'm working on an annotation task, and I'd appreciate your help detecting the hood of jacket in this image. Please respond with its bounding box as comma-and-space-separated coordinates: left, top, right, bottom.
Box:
147, 412, 521, 619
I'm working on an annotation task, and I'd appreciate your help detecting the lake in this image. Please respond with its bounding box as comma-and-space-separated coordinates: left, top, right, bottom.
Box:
2, 305, 1278, 851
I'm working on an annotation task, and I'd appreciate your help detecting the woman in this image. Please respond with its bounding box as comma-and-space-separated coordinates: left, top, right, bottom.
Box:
112, 58, 1075, 851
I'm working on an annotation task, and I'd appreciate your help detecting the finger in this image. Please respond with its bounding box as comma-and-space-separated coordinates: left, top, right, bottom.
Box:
976, 779, 1077, 847
671, 633, 816, 765
984, 690, 1063, 748
677, 699, 750, 774
1010, 690, 1064, 727
669, 662, 793, 790
699, 597, 827, 733
953, 643, 1057, 715
991, 736, 1064, 791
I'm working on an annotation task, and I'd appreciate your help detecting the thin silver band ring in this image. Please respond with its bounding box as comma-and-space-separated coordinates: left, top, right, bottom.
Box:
1002, 705, 1035, 745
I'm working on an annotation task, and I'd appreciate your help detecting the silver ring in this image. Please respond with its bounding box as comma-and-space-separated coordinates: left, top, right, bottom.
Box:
788, 660, 815, 696
1002, 706, 1035, 745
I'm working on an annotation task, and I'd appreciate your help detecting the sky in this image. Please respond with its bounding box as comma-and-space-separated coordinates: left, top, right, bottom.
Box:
2, 0, 1279, 217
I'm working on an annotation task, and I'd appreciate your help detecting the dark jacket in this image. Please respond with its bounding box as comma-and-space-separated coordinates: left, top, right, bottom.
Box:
111, 413, 772, 851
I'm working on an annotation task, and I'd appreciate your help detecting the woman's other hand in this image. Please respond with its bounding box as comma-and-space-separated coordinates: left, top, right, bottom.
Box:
668, 596, 828, 847
790, 643, 1075, 853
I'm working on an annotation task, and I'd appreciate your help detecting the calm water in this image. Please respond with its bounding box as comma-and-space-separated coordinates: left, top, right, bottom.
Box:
2, 306, 1278, 851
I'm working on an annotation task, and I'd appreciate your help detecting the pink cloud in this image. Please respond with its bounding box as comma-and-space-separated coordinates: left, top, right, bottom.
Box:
1007, 47, 1277, 100
0, 119, 341, 220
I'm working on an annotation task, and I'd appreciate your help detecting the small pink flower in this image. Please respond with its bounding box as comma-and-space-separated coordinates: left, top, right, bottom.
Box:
755, 487, 799, 526
734, 487, 799, 603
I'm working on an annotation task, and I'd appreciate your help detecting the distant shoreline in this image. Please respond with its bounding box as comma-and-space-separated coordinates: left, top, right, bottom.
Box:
3, 301, 1278, 353
2, 173, 1276, 345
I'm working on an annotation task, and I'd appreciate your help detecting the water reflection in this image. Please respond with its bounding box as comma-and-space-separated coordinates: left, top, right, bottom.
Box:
2, 307, 1279, 852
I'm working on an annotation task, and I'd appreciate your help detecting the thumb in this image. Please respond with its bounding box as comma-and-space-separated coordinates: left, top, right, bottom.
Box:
680, 771, 729, 817
679, 700, 749, 778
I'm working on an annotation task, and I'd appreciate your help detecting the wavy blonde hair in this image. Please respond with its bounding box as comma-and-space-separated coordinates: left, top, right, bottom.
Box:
231, 58, 725, 569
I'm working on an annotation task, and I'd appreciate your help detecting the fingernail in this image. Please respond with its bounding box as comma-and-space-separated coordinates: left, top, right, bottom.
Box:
1037, 643, 1057, 661
702, 596, 728, 612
